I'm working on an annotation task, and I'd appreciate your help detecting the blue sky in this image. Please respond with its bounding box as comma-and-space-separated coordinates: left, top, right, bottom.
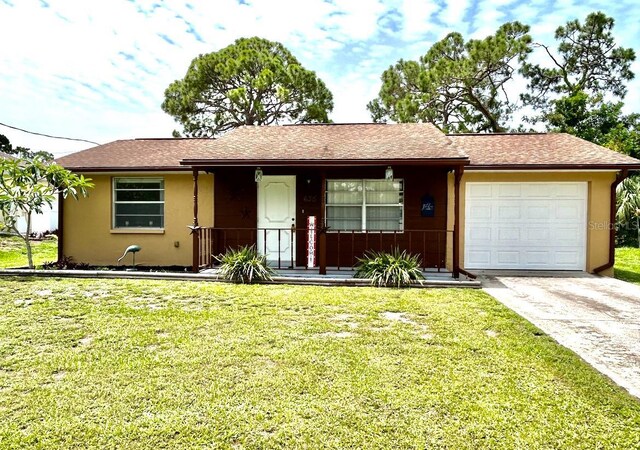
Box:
1, 0, 639, 157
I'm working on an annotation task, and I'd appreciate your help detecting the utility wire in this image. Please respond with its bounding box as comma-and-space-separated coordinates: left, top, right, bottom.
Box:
0, 121, 100, 146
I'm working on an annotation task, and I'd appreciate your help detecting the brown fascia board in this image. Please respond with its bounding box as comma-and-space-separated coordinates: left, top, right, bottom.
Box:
62, 166, 190, 172
468, 163, 640, 170
180, 158, 470, 167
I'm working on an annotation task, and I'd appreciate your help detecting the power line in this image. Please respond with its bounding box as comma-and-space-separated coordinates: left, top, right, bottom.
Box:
0, 121, 100, 146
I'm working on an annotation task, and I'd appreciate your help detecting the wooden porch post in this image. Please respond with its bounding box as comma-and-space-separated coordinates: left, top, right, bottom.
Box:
319, 170, 327, 275
191, 169, 200, 273
453, 165, 464, 279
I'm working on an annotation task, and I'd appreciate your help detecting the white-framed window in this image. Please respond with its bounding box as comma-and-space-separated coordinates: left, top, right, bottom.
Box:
112, 178, 165, 229
325, 179, 404, 231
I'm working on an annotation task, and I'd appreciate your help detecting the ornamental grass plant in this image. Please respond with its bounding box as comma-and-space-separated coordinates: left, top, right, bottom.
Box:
214, 245, 275, 283
354, 248, 424, 287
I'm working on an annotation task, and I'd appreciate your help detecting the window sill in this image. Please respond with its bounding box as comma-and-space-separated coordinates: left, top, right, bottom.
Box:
110, 228, 165, 235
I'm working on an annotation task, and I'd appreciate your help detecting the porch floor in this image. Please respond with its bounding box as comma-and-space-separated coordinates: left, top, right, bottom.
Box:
200, 267, 481, 288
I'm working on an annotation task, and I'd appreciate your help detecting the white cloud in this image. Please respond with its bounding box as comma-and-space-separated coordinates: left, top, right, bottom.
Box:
0, 0, 639, 157
399, 0, 440, 40
438, 0, 471, 30
468, 1, 509, 39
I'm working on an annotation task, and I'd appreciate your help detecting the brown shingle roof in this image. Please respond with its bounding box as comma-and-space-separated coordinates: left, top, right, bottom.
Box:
55, 138, 209, 171
56, 123, 465, 170
182, 123, 466, 164
55, 125, 640, 171
449, 133, 640, 168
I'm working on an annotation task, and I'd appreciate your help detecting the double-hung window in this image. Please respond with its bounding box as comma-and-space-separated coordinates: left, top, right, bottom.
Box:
326, 179, 404, 231
113, 178, 164, 229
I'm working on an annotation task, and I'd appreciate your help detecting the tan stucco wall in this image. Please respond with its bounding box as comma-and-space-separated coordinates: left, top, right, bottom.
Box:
62, 172, 214, 267
456, 171, 616, 275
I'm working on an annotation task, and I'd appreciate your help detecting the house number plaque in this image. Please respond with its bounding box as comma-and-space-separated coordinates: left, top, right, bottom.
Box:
421, 195, 435, 217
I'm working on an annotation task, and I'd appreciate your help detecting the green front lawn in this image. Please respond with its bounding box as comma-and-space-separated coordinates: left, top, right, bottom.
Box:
615, 247, 640, 284
0, 278, 638, 449
0, 235, 58, 269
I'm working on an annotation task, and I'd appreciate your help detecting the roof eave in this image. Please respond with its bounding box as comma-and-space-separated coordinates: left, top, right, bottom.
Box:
467, 163, 640, 171
180, 158, 470, 167
60, 166, 190, 172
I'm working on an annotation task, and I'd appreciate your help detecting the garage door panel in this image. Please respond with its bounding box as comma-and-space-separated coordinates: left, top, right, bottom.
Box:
524, 227, 549, 241
554, 227, 582, 243
465, 182, 586, 270
498, 205, 521, 219
556, 251, 580, 265
469, 226, 492, 241
497, 228, 520, 241
496, 251, 520, 265
555, 183, 584, 197
468, 205, 492, 220
468, 184, 493, 198
554, 202, 584, 220
524, 251, 550, 264
526, 205, 551, 219
467, 250, 491, 266
522, 183, 552, 198
498, 184, 521, 197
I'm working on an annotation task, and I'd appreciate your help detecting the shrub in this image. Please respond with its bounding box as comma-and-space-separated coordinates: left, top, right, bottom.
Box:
354, 248, 424, 288
214, 245, 275, 283
42, 256, 90, 270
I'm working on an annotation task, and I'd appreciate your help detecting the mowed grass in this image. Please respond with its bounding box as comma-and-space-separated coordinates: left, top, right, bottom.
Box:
0, 235, 57, 269
0, 278, 638, 449
615, 247, 640, 284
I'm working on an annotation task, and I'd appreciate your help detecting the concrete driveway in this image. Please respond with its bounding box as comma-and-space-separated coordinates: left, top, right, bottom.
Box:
482, 272, 640, 399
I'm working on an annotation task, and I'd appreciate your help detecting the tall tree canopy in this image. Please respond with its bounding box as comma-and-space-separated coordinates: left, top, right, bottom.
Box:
521, 12, 635, 121
367, 22, 531, 133
546, 92, 640, 158
162, 37, 334, 138
521, 12, 637, 157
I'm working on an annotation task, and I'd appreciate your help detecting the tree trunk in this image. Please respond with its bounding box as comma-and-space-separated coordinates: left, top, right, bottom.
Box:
24, 213, 34, 269
636, 215, 639, 249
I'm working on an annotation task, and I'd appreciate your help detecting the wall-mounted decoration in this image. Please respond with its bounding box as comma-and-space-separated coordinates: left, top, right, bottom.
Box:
307, 216, 317, 268
303, 195, 318, 203
421, 195, 435, 217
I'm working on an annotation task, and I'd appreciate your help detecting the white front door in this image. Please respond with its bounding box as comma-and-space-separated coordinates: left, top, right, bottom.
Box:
465, 182, 587, 270
257, 175, 296, 266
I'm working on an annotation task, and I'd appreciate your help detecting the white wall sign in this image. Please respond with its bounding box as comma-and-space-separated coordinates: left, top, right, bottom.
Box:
307, 216, 316, 268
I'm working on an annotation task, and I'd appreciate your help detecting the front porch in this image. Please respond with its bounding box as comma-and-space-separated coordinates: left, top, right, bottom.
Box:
195, 226, 451, 271
187, 164, 465, 278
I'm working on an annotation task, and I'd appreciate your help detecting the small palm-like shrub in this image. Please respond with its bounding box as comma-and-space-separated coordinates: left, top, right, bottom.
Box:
215, 245, 275, 283
354, 248, 424, 288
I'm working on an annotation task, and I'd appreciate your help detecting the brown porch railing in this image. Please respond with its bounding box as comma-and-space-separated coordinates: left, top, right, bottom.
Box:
196, 227, 451, 273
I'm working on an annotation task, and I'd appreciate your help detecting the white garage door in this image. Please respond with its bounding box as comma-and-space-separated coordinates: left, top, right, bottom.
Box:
465, 182, 587, 270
